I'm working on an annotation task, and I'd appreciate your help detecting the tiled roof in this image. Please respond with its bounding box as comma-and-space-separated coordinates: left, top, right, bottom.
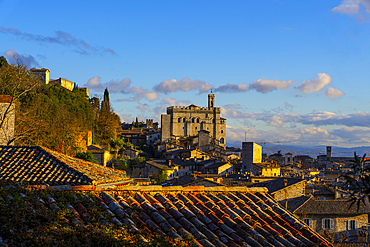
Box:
279, 195, 313, 213
0, 146, 129, 186
293, 197, 370, 215
1, 184, 331, 246
249, 177, 305, 193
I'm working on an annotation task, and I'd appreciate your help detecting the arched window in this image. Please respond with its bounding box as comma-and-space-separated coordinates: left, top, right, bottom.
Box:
197, 118, 200, 123
220, 137, 224, 144
178, 118, 181, 123
221, 130, 223, 134
183, 118, 186, 123
192, 118, 195, 123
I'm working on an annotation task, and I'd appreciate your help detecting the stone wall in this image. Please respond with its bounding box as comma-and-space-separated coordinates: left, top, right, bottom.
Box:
0, 96, 15, 145
273, 180, 305, 201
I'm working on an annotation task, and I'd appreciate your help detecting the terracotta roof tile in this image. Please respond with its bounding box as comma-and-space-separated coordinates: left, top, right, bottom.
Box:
0, 146, 129, 186
0, 181, 333, 246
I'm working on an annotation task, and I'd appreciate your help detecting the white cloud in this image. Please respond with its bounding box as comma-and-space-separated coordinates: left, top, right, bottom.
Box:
4, 49, 39, 68
85, 77, 157, 102
297, 73, 332, 94
326, 87, 345, 99
153, 77, 212, 94
85, 77, 131, 93
129, 86, 158, 101
214, 83, 250, 93
250, 79, 296, 93
332, 0, 370, 14
137, 103, 151, 112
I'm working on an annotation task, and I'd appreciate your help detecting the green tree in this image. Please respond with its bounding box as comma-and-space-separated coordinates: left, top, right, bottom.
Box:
76, 151, 98, 163
156, 167, 169, 184
0, 61, 41, 145
0, 56, 9, 68
95, 88, 121, 144
341, 152, 370, 211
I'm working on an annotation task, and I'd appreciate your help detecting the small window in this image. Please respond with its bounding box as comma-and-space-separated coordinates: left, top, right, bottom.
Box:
220, 137, 224, 144
347, 220, 358, 230
221, 130, 223, 134
197, 118, 199, 123
178, 118, 181, 123
192, 118, 195, 123
322, 218, 333, 229
304, 218, 313, 228
183, 118, 186, 123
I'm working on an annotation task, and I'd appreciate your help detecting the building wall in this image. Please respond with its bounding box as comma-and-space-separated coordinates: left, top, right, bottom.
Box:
300, 214, 368, 242
30, 69, 49, 84
50, 78, 74, 91
242, 142, 262, 174
0, 96, 15, 145
262, 167, 280, 177
161, 94, 226, 148
273, 180, 305, 201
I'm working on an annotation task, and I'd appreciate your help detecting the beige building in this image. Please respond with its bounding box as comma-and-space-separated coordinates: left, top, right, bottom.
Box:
0, 95, 15, 145
161, 93, 226, 148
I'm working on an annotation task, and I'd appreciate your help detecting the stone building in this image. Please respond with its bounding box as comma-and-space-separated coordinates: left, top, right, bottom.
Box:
161, 93, 226, 148
30, 68, 50, 84
0, 95, 15, 145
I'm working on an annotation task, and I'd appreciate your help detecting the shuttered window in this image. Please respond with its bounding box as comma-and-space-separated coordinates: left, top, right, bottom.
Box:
322, 218, 333, 229
304, 218, 313, 228
347, 220, 358, 230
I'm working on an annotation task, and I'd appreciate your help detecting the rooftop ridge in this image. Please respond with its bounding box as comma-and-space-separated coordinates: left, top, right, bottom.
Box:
27, 184, 269, 193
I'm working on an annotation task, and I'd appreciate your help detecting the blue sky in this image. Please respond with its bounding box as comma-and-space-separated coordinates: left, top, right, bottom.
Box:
1, 0, 370, 148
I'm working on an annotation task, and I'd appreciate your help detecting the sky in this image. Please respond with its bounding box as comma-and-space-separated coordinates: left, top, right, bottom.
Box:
1, 0, 370, 148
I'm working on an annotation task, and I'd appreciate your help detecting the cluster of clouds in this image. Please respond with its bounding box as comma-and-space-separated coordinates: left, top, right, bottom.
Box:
85, 77, 158, 102
222, 104, 370, 128
332, 0, 370, 22
0, 26, 116, 56
85, 72, 344, 103
332, 0, 370, 14
226, 124, 370, 148
4, 49, 40, 68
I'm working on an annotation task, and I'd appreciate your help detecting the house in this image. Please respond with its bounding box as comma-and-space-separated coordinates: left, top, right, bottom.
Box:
203, 160, 233, 175
0, 145, 130, 186
286, 195, 370, 243
249, 177, 306, 201
122, 147, 140, 159
87, 145, 112, 166
131, 160, 177, 180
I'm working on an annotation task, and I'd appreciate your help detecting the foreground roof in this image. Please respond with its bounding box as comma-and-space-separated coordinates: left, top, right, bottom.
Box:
0, 146, 129, 186
1, 184, 331, 247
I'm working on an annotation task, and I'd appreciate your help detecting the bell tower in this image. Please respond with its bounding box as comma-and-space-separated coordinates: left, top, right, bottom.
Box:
208, 93, 215, 109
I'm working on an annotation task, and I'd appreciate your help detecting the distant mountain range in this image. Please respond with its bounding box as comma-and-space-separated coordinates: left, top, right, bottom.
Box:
227, 141, 370, 158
